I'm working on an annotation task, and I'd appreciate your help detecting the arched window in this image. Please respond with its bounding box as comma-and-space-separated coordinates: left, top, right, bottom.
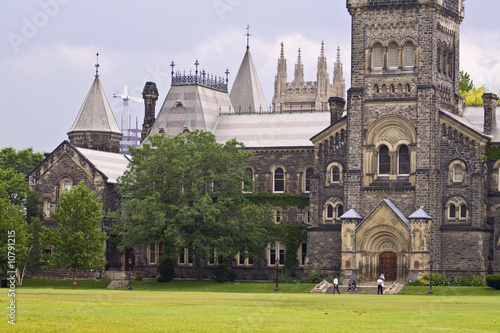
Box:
332, 166, 340, 182
304, 167, 314, 193
44, 200, 51, 217
379, 145, 390, 175
398, 145, 410, 175
449, 204, 456, 218
459, 204, 467, 219
337, 204, 344, 218
63, 180, 72, 191
388, 42, 399, 69
326, 205, 334, 220
373, 43, 383, 69
453, 164, 463, 182
273, 167, 285, 193
403, 42, 415, 68
269, 242, 285, 266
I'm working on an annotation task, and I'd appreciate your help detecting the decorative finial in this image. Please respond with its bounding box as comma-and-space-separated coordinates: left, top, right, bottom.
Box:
245, 24, 252, 50
225, 68, 230, 84
194, 59, 199, 75
95, 52, 99, 77
170, 60, 175, 77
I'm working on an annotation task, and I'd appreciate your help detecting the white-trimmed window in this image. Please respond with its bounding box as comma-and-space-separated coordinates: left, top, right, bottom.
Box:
299, 243, 307, 266
388, 42, 399, 69
403, 41, 415, 69
326, 162, 343, 185
178, 248, 193, 265
449, 160, 466, 183
148, 242, 164, 265
304, 167, 314, 193
378, 145, 391, 175
273, 167, 285, 193
323, 200, 343, 223
44, 200, 51, 217
237, 251, 254, 266
269, 241, 285, 266
446, 197, 468, 222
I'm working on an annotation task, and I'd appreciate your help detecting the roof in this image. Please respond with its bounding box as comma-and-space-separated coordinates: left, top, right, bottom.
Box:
462, 105, 500, 143
340, 208, 363, 219
68, 76, 122, 135
149, 84, 233, 138
213, 111, 331, 148
229, 48, 268, 113
357, 199, 410, 230
76, 147, 130, 183
408, 208, 432, 219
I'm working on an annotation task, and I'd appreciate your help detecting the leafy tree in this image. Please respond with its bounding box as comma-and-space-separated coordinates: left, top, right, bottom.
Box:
459, 71, 500, 106
272, 220, 307, 276
114, 131, 273, 280
51, 181, 107, 284
459, 71, 474, 93
0, 147, 45, 177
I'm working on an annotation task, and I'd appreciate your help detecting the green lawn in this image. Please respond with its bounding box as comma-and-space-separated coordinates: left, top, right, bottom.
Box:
2, 280, 499, 332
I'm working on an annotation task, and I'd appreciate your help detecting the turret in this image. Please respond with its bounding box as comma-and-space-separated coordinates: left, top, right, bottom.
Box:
141, 81, 159, 143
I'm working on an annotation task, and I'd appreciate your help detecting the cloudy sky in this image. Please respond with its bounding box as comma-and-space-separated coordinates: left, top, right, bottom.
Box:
1, 0, 499, 153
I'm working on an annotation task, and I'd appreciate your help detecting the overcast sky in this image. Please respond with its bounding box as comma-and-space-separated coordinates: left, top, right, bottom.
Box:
1, 0, 499, 153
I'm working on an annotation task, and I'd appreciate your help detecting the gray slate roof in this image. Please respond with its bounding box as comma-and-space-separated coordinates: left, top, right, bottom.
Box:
408, 208, 432, 219
76, 147, 130, 183
462, 105, 500, 143
229, 49, 268, 113
68, 77, 122, 135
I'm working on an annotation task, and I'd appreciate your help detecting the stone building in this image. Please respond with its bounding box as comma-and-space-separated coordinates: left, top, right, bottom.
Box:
30, 0, 500, 282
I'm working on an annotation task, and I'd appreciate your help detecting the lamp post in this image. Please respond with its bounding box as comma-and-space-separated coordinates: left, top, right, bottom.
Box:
274, 259, 280, 292
90, 269, 93, 290
128, 257, 133, 290
428, 260, 433, 295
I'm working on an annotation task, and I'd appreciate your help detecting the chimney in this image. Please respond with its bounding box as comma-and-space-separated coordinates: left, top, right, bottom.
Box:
141, 82, 159, 143
482, 93, 498, 134
328, 97, 345, 125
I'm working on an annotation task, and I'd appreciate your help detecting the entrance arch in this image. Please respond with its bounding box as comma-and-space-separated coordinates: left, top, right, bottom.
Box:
379, 252, 397, 281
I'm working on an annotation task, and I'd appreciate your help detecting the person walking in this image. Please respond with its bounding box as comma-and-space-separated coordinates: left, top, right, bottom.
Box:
380, 273, 385, 287
333, 276, 340, 294
377, 277, 384, 294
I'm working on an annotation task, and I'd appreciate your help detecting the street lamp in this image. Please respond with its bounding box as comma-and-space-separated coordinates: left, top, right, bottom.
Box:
428, 260, 434, 295
128, 257, 133, 290
274, 259, 280, 292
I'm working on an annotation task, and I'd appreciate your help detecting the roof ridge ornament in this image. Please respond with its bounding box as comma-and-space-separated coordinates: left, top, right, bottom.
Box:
95, 52, 100, 78
245, 24, 251, 50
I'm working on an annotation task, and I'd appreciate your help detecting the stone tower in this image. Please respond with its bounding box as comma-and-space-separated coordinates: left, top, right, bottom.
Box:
67, 61, 122, 153
141, 81, 159, 143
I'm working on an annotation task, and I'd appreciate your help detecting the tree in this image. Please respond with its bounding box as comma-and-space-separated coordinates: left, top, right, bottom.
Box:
459, 71, 499, 106
115, 131, 273, 280
0, 147, 45, 177
459, 70, 474, 93
51, 181, 107, 284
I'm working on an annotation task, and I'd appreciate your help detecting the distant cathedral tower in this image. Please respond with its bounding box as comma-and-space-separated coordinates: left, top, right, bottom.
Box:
68, 54, 122, 153
272, 42, 345, 112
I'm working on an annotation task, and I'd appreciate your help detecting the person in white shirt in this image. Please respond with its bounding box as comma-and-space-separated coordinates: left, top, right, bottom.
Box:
333, 277, 340, 294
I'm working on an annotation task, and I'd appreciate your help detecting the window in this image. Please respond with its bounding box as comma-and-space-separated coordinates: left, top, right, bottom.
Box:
337, 205, 344, 218
243, 167, 254, 192
398, 145, 410, 175
388, 42, 399, 69
373, 43, 383, 69
446, 197, 468, 222
275, 210, 281, 224
179, 248, 193, 265
44, 200, 51, 217
403, 42, 415, 68
237, 251, 254, 266
61, 179, 72, 193
332, 166, 340, 182
453, 164, 463, 182
449, 204, 456, 218
498, 168, 500, 191
148, 243, 164, 264
379, 145, 390, 175
326, 205, 334, 220
273, 167, 285, 193
270, 243, 276, 265
324, 201, 343, 222
279, 242, 285, 263
304, 167, 314, 193
459, 205, 467, 219
300, 243, 307, 265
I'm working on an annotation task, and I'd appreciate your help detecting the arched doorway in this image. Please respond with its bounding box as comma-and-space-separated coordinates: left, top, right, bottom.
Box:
379, 252, 397, 281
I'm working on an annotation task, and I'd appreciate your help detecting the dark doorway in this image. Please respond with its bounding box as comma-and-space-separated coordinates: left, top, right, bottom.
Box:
379, 252, 397, 281
125, 248, 135, 271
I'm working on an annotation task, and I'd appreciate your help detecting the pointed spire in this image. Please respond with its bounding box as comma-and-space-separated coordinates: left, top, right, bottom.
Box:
317, 41, 327, 76
95, 52, 100, 78
293, 48, 304, 85
333, 46, 346, 100
245, 24, 251, 50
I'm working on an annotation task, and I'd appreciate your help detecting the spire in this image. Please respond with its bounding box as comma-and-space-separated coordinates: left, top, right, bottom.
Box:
317, 41, 329, 97
95, 52, 100, 77
317, 41, 327, 75
333, 47, 346, 100
68, 59, 122, 153
245, 24, 251, 50
293, 48, 304, 85
230, 47, 268, 113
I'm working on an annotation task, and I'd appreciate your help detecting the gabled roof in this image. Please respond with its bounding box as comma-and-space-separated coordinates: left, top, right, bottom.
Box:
213, 111, 330, 148
68, 76, 122, 135
75, 147, 130, 183
340, 208, 363, 219
462, 105, 500, 143
408, 208, 432, 220
356, 198, 410, 230
229, 48, 268, 113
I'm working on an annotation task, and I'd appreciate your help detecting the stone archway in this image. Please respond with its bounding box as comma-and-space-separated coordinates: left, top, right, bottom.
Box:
379, 251, 397, 281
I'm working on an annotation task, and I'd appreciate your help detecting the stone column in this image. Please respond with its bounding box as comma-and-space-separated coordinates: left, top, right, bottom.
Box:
141, 82, 159, 143
328, 97, 345, 125
482, 93, 498, 134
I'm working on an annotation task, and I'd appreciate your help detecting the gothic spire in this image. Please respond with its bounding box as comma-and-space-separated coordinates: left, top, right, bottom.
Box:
333, 46, 346, 100
293, 48, 304, 85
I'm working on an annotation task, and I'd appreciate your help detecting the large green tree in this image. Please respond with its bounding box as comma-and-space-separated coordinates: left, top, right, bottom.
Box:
51, 181, 107, 283
459, 71, 499, 106
115, 131, 273, 280
0, 147, 45, 177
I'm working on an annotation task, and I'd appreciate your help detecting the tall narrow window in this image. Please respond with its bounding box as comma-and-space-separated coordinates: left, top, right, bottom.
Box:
459, 205, 467, 219
449, 204, 456, 218
62, 180, 72, 192
404, 42, 415, 68
373, 43, 383, 69
304, 167, 313, 193
453, 164, 463, 182
279, 243, 285, 263
379, 145, 390, 175
331, 166, 340, 182
398, 145, 410, 175
326, 205, 334, 220
301, 243, 307, 265
275, 211, 281, 224
274, 167, 285, 193
388, 42, 399, 69
44, 200, 51, 217
337, 205, 344, 219
270, 243, 276, 265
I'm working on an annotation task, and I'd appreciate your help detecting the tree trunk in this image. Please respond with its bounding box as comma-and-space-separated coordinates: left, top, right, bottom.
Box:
195, 256, 203, 280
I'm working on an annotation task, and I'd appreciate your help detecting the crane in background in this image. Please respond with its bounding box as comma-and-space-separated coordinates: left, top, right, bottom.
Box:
113, 86, 143, 154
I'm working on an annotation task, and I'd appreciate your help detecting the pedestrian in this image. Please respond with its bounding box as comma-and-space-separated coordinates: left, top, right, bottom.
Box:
333, 276, 340, 294
73, 281, 77, 289
380, 273, 385, 287
377, 277, 383, 294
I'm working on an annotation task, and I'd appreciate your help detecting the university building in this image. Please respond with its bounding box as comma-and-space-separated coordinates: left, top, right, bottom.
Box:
29, 0, 500, 282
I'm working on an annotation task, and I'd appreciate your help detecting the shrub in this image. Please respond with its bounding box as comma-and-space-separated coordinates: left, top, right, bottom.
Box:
302, 269, 322, 284
215, 264, 231, 283
453, 274, 485, 287
486, 274, 500, 289
157, 256, 175, 283
423, 271, 449, 286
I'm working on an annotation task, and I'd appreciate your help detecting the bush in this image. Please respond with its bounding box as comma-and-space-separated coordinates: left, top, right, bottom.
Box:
215, 264, 231, 283
301, 269, 323, 284
157, 256, 175, 283
453, 274, 485, 287
423, 271, 449, 286
486, 274, 500, 289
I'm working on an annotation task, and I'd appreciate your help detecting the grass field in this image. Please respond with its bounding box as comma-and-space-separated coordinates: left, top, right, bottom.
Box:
2, 280, 500, 332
